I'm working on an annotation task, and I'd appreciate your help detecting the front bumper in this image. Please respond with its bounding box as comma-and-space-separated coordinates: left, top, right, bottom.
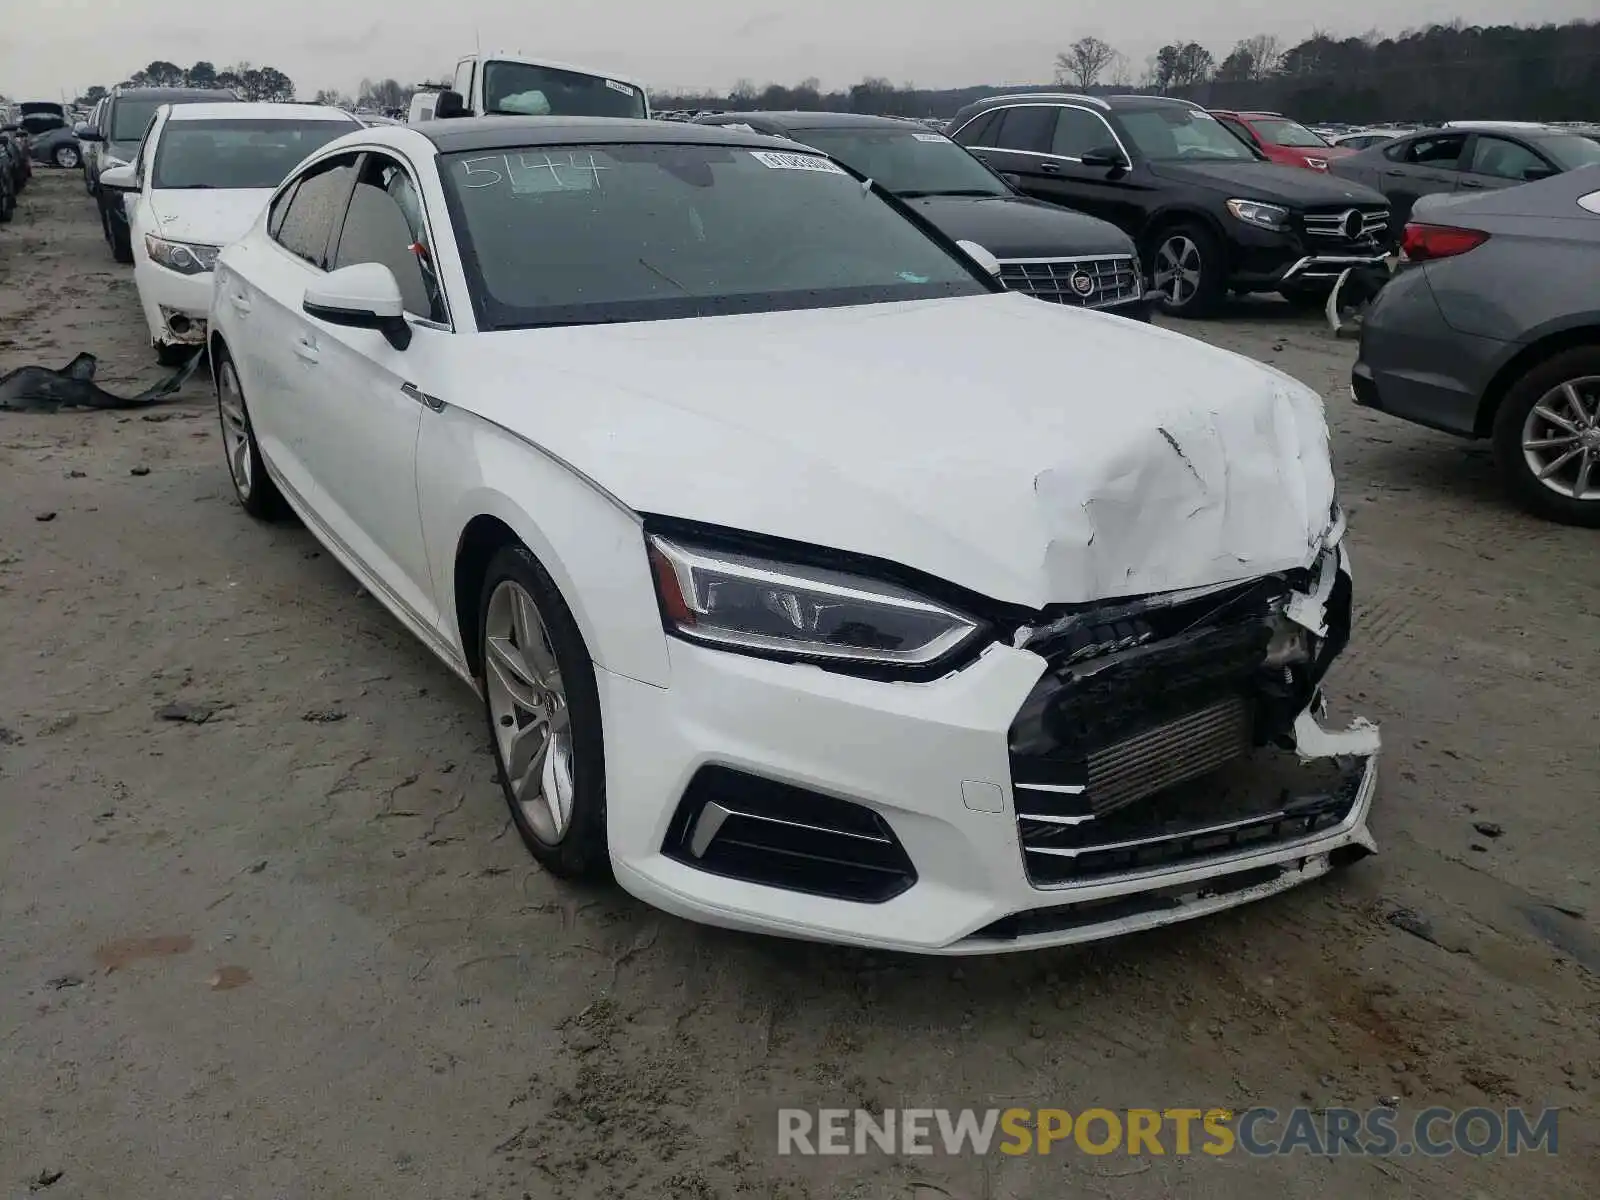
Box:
1224, 221, 1389, 293
600, 549, 1378, 954
136, 265, 212, 349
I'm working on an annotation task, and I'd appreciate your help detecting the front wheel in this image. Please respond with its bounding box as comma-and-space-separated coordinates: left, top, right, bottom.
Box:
215, 351, 286, 521
479, 544, 610, 881
1491, 347, 1600, 527
53, 144, 81, 170
1148, 223, 1225, 318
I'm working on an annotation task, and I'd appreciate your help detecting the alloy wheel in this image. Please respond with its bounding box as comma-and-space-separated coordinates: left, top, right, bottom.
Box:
217, 362, 252, 498
54, 145, 79, 169
1153, 235, 1202, 308
484, 579, 575, 845
1520, 376, 1600, 502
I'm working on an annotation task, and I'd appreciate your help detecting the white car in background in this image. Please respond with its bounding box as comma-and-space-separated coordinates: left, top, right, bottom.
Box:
207, 118, 1378, 954
99, 102, 358, 363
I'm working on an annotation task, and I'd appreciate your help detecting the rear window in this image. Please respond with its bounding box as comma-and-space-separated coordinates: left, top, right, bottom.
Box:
481, 62, 646, 118
1531, 134, 1600, 171
442, 142, 989, 329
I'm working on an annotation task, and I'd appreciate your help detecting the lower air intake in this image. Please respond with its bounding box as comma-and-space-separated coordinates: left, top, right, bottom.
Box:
663, 766, 917, 903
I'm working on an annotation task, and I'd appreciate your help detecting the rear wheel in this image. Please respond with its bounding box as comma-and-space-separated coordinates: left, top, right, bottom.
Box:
479, 544, 610, 881
1148, 223, 1225, 318
1491, 347, 1600, 528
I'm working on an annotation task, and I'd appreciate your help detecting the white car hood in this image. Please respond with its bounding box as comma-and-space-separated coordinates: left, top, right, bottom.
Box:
146, 188, 274, 247
467, 294, 1337, 608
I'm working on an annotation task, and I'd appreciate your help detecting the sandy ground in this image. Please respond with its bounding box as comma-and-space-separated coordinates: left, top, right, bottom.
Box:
1, 170, 1597, 1199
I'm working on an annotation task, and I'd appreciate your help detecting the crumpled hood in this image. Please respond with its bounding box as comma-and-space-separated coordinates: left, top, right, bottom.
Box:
466, 293, 1336, 608
146, 188, 274, 247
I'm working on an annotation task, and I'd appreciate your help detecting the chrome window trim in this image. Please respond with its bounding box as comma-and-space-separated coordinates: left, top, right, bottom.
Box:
957, 102, 1133, 167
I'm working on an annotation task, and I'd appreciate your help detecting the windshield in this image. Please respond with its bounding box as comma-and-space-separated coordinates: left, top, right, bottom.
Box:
784, 127, 1008, 198
1119, 108, 1260, 162
153, 118, 355, 190
442, 143, 989, 329
1249, 117, 1328, 148
482, 62, 647, 118
111, 98, 163, 142
1533, 134, 1600, 171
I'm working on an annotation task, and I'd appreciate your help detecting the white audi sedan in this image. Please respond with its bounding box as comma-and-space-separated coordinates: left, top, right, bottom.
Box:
208, 118, 1380, 954
99, 102, 358, 363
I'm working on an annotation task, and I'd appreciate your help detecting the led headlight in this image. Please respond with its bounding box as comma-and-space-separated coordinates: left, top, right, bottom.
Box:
1226, 198, 1290, 230
144, 235, 220, 276
647, 535, 984, 671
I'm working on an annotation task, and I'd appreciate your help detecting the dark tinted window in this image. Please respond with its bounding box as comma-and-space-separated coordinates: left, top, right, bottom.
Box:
1398, 134, 1465, 167
1216, 115, 1257, 145
1117, 107, 1257, 161
950, 110, 998, 146
786, 128, 1007, 197
110, 98, 164, 141
273, 153, 359, 269
481, 61, 646, 118
1051, 107, 1116, 158
153, 118, 355, 190
992, 107, 1057, 153
332, 154, 446, 322
442, 142, 988, 329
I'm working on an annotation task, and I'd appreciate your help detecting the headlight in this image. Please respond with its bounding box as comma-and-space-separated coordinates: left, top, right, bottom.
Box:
1226, 198, 1290, 230
102, 155, 128, 169
647, 535, 985, 672
144, 235, 220, 275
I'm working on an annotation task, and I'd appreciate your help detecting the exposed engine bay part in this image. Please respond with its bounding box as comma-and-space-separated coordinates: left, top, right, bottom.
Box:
1006, 546, 1377, 888
0, 350, 203, 412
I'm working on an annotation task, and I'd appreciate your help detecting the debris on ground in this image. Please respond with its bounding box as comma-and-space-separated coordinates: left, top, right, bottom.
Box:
155, 702, 214, 725
0, 350, 202, 413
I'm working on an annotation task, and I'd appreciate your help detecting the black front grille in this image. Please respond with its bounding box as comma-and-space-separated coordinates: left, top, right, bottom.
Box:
663, 766, 916, 903
1009, 559, 1355, 887
998, 256, 1142, 308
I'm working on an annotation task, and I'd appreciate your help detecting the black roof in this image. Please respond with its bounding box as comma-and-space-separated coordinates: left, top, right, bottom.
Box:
695, 111, 928, 133
419, 116, 799, 154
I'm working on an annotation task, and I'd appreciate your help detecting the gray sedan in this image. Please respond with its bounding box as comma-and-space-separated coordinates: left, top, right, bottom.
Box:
1352, 165, 1600, 526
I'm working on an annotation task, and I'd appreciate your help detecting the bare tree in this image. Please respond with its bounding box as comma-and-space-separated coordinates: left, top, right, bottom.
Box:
1054, 36, 1119, 89
1240, 33, 1283, 79
1107, 51, 1133, 88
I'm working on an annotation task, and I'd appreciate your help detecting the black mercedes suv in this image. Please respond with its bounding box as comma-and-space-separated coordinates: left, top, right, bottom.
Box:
947, 93, 1392, 317
694, 110, 1154, 319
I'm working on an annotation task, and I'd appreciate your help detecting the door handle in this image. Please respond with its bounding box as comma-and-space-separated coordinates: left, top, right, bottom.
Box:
1040, 161, 1063, 174
1459, 180, 1483, 188
229, 293, 251, 314
1383, 169, 1405, 177
402, 381, 445, 413
293, 338, 319, 364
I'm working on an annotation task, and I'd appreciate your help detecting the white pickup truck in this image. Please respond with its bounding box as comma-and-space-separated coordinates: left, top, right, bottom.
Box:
419, 52, 650, 123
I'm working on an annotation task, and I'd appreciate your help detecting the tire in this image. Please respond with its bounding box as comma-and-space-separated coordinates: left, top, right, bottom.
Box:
110, 215, 133, 263
478, 543, 610, 881
1146, 222, 1226, 318
53, 144, 81, 170
1491, 346, 1600, 528
214, 348, 286, 521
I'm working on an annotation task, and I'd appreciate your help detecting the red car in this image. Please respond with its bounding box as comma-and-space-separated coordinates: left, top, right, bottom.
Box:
1211, 111, 1354, 172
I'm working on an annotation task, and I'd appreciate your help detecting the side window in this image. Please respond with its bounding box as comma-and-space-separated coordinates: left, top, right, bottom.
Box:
330, 153, 447, 323
950, 110, 998, 147
267, 179, 301, 240
1401, 134, 1466, 168
133, 117, 158, 187
1467, 136, 1550, 181
453, 58, 475, 103
1051, 108, 1115, 159
992, 107, 1057, 154
274, 153, 360, 269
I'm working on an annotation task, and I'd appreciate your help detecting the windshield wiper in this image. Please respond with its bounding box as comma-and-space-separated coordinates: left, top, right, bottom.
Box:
898, 188, 1006, 198
164, 183, 218, 190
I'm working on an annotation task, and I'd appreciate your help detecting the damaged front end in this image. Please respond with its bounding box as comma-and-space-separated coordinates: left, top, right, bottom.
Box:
977, 527, 1378, 941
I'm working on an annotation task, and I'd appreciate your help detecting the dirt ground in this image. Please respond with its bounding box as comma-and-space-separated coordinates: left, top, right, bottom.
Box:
2, 169, 1596, 1199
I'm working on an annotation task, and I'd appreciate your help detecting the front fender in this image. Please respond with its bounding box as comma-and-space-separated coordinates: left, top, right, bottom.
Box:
418, 406, 672, 689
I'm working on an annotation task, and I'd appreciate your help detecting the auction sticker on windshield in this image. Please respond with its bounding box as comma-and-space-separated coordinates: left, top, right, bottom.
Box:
604, 79, 633, 94
749, 150, 847, 174
913, 133, 946, 142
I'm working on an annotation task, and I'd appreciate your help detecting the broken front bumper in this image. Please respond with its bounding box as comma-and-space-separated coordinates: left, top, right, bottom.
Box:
599, 543, 1379, 955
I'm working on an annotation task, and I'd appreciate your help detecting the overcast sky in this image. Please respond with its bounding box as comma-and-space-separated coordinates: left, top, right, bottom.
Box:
4, 0, 1594, 102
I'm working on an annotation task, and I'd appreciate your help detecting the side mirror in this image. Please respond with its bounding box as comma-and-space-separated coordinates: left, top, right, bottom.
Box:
1080, 147, 1128, 170
303, 263, 412, 351
956, 238, 1003, 278
99, 163, 137, 190
434, 90, 469, 120
79, 126, 105, 142
73, 123, 92, 138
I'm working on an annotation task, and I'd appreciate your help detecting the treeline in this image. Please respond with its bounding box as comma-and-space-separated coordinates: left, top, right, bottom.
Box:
78, 61, 295, 104
656, 19, 1600, 123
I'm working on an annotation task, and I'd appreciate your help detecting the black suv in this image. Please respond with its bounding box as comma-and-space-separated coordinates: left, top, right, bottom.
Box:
693, 110, 1152, 318
947, 93, 1392, 317
79, 85, 241, 262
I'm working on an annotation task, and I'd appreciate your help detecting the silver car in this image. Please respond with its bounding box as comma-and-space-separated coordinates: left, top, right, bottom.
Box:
1352, 165, 1600, 526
